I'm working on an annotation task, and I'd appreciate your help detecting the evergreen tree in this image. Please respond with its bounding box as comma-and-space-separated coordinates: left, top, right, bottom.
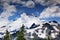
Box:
16, 24, 26, 40
3, 30, 10, 40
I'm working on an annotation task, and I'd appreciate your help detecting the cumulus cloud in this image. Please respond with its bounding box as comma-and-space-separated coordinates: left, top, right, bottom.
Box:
1, 0, 21, 3
1, 0, 26, 6
1, 0, 58, 8
53, 0, 60, 4
1, 0, 35, 8
0, 3, 16, 27
0, 3, 16, 21
34, 0, 57, 6
39, 6, 60, 18
23, 0, 35, 8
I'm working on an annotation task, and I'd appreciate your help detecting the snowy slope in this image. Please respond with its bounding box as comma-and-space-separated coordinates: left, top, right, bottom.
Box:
0, 13, 45, 38
26, 21, 60, 39
0, 17, 60, 39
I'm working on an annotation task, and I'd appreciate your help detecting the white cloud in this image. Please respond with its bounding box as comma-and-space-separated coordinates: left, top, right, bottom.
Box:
53, 0, 60, 4
0, 3, 16, 21
34, 0, 57, 6
1, 0, 26, 6
2, 0, 21, 3
11, 0, 26, 5
1, 0, 59, 8
39, 6, 60, 18
0, 3, 16, 27
1, 0, 35, 8
23, 1, 35, 8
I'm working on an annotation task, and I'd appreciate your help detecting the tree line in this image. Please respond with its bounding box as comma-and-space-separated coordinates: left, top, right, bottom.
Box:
3, 24, 26, 40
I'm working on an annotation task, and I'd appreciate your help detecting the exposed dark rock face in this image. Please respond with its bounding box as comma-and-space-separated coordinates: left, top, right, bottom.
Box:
30, 23, 40, 29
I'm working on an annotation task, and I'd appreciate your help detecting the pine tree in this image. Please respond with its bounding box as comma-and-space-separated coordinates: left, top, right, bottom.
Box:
16, 24, 26, 40
3, 30, 10, 40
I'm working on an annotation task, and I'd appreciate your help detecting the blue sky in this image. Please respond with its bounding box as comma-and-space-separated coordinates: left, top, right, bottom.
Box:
0, 0, 60, 23
0, 5, 3, 14
8, 3, 47, 21
7, 3, 60, 23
